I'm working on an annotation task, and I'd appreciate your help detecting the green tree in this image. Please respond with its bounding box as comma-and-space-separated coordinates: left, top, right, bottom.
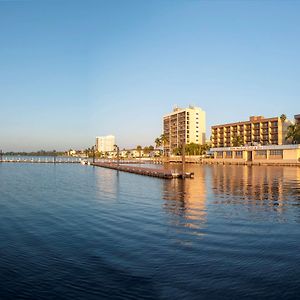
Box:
280, 114, 287, 123
136, 145, 142, 157
286, 124, 300, 144
185, 143, 200, 155
143, 146, 150, 155
172, 147, 181, 156
232, 135, 244, 147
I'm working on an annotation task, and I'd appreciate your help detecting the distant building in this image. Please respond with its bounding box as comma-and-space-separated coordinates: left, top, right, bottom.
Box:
67, 149, 76, 156
96, 135, 115, 152
163, 106, 206, 155
211, 115, 291, 148
295, 114, 300, 124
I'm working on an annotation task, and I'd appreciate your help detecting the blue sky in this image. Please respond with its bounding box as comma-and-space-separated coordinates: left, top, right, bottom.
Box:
0, 0, 299, 151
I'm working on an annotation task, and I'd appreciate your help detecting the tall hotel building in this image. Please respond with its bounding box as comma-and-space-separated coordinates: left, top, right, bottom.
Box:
211, 116, 289, 148
96, 135, 115, 152
163, 106, 206, 155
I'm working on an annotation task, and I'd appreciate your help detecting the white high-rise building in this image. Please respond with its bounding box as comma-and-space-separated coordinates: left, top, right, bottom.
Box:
96, 135, 116, 152
163, 106, 206, 155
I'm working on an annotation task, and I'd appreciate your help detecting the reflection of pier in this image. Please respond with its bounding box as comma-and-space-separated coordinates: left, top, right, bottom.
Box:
92, 162, 194, 179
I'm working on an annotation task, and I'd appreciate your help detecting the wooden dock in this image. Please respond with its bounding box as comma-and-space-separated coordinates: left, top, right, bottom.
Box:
91, 162, 194, 179
0, 159, 80, 164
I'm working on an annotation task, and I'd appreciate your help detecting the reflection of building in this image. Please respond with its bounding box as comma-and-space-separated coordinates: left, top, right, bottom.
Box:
96, 135, 115, 152
163, 106, 206, 155
210, 144, 300, 165
211, 115, 291, 148
210, 165, 300, 214
94, 165, 118, 200
162, 165, 207, 227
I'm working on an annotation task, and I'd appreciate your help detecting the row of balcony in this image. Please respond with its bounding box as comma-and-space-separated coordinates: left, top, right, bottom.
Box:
213, 122, 278, 133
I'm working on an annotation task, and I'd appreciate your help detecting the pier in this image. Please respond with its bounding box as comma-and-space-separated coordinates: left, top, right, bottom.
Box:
91, 162, 194, 179
0, 158, 81, 164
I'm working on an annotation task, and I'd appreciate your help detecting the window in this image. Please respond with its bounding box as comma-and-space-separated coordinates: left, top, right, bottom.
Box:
225, 151, 232, 158
217, 152, 223, 158
235, 151, 243, 158
255, 150, 267, 158
270, 150, 283, 158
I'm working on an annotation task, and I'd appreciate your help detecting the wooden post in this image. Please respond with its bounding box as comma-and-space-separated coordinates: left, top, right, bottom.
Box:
182, 141, 186, 177
117, 146, 120, 167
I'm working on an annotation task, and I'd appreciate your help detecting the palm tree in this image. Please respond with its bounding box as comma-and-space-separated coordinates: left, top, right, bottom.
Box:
160, 134, 168, 156
136, 145, 142, 158
155, 138, 162, 148
280, 114, 287, 123
286, 124, 300, 144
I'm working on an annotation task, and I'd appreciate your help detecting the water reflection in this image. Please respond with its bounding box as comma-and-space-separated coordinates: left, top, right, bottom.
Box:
162, 166, 207, 229
211, 165, 300, 216
94, 167, 119, 200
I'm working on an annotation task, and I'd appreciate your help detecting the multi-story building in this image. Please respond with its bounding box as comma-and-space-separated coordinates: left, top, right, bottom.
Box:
211, 115, 290, 148
163, 106, 206, 155
96, 135, 115, 152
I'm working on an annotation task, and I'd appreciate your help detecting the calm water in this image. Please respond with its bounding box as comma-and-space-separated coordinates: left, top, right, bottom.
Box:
0, 163, 300, 299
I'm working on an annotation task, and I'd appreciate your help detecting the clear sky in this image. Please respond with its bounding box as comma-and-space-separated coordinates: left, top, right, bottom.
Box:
0, 0, 299, 151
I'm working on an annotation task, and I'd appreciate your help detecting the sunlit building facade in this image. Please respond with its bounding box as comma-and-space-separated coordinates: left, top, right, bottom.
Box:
96, 135, 115, 152
209, 144, 300, 164
163, 106, 206, 155
211, 115, 290, 148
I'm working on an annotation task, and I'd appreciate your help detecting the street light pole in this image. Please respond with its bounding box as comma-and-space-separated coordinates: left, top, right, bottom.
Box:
114, 144, 120, 168
92, 146, 95, 163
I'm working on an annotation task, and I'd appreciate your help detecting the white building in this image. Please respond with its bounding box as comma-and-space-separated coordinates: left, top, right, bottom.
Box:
163, 106, 206, 155
96, 135, 116, 152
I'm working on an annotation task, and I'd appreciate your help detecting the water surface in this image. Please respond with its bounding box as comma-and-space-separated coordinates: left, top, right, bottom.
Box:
0, 163, 300, 299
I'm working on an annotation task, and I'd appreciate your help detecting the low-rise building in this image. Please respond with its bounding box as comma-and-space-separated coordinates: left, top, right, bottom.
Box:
209, 144, 300, 165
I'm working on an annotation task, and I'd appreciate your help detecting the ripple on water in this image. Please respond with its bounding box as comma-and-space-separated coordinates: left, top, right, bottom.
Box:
0, 163, 300, 299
